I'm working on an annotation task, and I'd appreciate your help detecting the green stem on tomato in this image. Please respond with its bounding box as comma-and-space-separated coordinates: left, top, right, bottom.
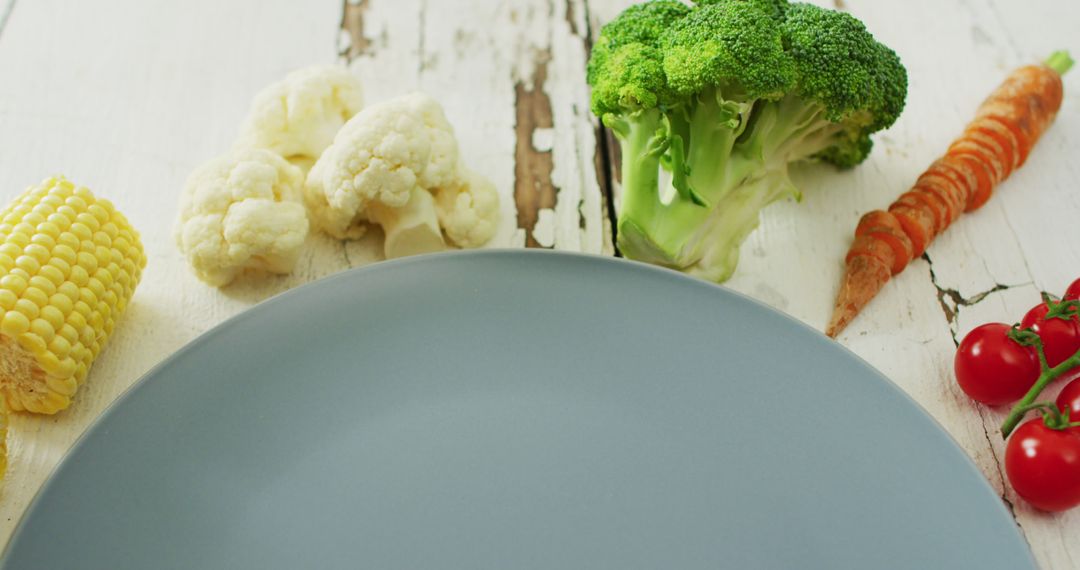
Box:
1001, 344, 1080, 438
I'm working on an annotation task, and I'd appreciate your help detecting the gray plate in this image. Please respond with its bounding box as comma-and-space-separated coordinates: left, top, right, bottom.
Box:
1, 251, 1033, 569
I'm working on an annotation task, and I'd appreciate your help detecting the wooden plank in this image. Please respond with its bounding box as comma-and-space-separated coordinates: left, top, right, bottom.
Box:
587, 0, 1080, 566
342, 0, 611, 253
0, 0, 345, 544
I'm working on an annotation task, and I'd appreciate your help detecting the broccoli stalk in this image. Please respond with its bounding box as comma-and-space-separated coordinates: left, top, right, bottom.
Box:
620, 92, 858, 281
589, 0, 908, 282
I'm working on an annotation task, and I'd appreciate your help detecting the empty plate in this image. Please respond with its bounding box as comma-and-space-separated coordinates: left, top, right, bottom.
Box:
1, 251, 1033, 569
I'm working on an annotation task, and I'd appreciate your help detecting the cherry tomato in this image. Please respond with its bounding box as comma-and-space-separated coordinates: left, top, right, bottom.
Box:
1005, 418, 1080, 512
1020, 302, 1080, 368
1065, 278, 1080, 302
1055, 378, 1080, 434
955, 323, 1040, 405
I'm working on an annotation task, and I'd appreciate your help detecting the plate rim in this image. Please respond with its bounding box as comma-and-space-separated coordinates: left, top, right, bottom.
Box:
0, 249, 1035, 566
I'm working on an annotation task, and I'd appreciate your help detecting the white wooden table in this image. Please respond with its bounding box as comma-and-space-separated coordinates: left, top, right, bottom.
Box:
1, 0, 1078, 566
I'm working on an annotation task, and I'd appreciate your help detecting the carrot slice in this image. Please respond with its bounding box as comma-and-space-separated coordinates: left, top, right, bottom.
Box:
935, 156, 984, 207
962, 128, 1015, 178
946, 141, 1005, 186
914, 177, 965, 223
893, 194, 943, 238
904, 189, 949, 234
887, 204, 932, 257
981, 114, 1033, 166
927, 159, 976, 210
854, 212, 913, 275
966, 122, 1018, 173
845, 234, 897, 276
942, 153, 994, 211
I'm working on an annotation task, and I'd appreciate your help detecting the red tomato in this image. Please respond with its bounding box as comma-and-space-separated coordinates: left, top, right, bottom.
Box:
1005, 418, 1080, 512
1055, 378, 1080, 434
1065, 278, 1080, 302
954, 323, 1040, 405
1020, 302, 1080, 368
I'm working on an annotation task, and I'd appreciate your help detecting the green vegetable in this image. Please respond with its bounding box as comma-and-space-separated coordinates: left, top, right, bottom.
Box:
588, 0, 908, 282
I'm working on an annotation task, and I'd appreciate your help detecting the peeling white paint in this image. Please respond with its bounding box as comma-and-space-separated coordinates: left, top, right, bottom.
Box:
531, 128, 554, 152
532, 208, 557, 248
511, 228, 528, 248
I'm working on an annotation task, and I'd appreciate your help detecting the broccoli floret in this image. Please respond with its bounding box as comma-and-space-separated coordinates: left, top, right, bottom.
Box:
588, 0, 907, 282
693, 0, 788, 21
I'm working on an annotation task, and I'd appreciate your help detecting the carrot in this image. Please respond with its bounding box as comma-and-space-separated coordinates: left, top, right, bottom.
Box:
826, 51, 1072, 338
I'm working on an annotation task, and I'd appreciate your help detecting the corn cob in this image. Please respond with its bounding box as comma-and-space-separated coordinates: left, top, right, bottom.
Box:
0, 177, 146, 414
0, 404, 7, 477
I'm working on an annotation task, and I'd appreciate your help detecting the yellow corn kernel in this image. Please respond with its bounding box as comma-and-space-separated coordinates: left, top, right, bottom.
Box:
40, 263, 66, 286
0, 291, 15, 311
22, 286, 49, 308
0, 178, 146, 414
6, 231, 29, 248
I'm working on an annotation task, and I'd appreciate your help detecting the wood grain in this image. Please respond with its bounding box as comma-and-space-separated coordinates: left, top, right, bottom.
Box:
514, 55, 558, 247
342, 0, 609, 252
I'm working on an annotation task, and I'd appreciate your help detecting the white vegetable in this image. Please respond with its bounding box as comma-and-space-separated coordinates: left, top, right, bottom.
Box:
174, 149, 308, 286
367, 186, 446, 259
305, 92, 498, 258
435, 167, 499, 248
234, 65, 364, 167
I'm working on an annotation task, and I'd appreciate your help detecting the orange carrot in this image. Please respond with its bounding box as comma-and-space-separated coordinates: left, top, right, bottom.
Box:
826, 52, 1072, 338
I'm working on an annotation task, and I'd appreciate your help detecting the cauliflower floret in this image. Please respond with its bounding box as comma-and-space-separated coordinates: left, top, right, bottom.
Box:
234, 65, 364, 167
367, 186, 447, 259
304, 92, 461, 240
435, 167, 499, 248
174, 149, 308, 286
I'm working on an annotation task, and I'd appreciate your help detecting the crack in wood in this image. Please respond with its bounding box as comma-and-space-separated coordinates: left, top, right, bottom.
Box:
513, 53, 557, 248
923, 252, 1020, 346
595, 124, 618, 251
564, 0, 579, 37
975, 403, 1020, 521
580, 0, 618, 254
339, 0, 371, 62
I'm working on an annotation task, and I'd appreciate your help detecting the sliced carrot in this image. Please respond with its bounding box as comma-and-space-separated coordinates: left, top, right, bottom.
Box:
936, 155, 987, 210
914, 177, 965, 223
825, 254, 892, 338
946, 141, 1005, 186
845, 234, 897, 278
927, 160, 977, 210
854, 212, 913, 275
828, 55, 1071, 337
966, 123, 1018, 173
962, 128, 1015, 178
887, 204, 932, 257
904, 189, 949, 233
981, 114, 1033, 166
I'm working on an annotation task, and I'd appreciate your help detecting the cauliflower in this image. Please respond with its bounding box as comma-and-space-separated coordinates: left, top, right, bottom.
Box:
174, 149, 309, 286
305, 92, 498, 258
367, 187, 446, 259
435, 167, 499, 248
234, 65, 364, 168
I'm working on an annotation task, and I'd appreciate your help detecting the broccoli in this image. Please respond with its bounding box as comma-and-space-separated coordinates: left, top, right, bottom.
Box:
588, 0, 907, 282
